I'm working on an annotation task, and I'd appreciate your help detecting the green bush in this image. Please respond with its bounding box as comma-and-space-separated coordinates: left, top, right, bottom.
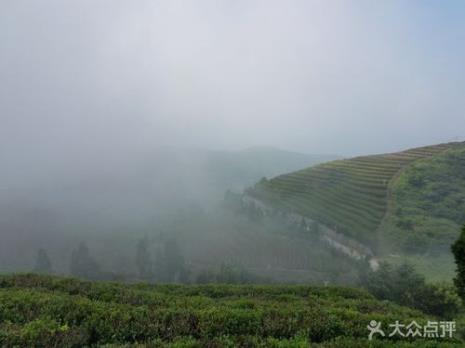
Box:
0, 273, 462, 347
361, 262, 461, 318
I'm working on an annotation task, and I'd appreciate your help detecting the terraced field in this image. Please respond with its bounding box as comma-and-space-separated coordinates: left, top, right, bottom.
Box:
249, 142, 465, 247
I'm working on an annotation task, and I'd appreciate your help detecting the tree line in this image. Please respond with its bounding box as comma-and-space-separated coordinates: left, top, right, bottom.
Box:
32, 236, 187, 283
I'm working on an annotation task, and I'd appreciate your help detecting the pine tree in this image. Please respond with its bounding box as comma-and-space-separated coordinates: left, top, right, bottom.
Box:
136, 238, 152, 280
33, 249, 53, 274
70, 242, 101, 280
163, 238, 186, 282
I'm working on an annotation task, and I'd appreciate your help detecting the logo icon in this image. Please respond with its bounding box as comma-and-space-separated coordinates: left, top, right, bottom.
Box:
367, 320, 385, 341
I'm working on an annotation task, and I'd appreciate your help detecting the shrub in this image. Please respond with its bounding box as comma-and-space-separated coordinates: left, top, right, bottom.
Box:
361, 262, 461, 318
452, 225, 465, 302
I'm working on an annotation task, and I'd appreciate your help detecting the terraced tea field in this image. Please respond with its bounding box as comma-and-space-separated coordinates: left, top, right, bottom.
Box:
249, 142, 465, 247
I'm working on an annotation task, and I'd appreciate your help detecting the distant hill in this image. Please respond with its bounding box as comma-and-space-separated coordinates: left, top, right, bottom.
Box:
205, 146, 338, 193
0, 146, 336, 220
247, 142, 465, 260
0, 146, 336, 273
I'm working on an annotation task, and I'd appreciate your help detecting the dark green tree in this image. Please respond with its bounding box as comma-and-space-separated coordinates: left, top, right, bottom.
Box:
136, 237, 152, 280
33, 249, 53, 274
163, 238, 187, 282
70, 242, 101, 280
361, 262, 424, 305
452, 225, 465, 301
361, 262, 460, 318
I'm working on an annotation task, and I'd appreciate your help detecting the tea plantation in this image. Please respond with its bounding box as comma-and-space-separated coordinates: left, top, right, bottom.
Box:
0, 274, 462, 347
249, 142, 465, 249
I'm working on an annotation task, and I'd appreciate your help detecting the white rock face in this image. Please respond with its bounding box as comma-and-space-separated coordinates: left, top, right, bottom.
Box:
242, 194, 378, 269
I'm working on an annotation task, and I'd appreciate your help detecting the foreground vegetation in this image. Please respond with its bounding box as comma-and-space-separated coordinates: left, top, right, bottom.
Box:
0, 274, 462, 347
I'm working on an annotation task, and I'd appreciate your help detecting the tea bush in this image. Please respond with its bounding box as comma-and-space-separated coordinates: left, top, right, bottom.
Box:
0, 274, 462, 347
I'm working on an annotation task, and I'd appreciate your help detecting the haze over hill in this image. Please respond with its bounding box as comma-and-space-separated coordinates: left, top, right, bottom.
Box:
3, 140, 464, 284
2, 2, 465, 276
0, 146, 336, 273
0, 146, 334, 219
2, 1, 465, 346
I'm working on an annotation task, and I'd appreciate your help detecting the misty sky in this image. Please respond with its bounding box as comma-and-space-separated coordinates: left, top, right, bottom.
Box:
1, 0, 465, 168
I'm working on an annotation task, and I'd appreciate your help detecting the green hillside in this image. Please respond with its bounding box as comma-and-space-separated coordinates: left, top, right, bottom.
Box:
383, 146, 465, 252
0, 274, 460, 347
248, 142, 465, 251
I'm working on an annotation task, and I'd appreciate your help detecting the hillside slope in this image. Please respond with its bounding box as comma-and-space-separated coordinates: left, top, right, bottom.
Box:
248, 142, 465, 252
0, 274, 458, 347
382, 146, 465, 252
